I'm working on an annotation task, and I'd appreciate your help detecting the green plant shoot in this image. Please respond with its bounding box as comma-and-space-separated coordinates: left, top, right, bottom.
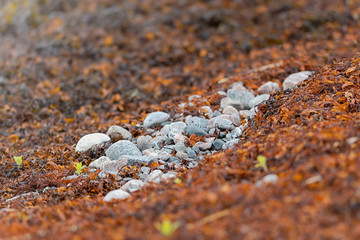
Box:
74, 162, 85, 174
14, 155, 23, 167
255, 155, 268, 171
174, 178, 182, 184
155, 219, 180, 237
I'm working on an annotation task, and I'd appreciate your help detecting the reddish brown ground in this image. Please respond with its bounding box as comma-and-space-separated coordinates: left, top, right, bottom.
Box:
0, 0, 360, 239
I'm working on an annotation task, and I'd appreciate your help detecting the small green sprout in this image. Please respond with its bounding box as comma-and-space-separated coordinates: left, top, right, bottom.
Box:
155, 218, 180, 237
255, 155, 268, 171
14, 155, 23, 167
74, 162, 85, 174
174, 178, 182, 184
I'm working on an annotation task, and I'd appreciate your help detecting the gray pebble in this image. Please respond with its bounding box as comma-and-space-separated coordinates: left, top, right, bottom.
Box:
168, 157, 181, 164
220, 97, 244, 110
212, 139, 225, 150
106, 140, 142, 160
121, 180, 146, 193
156, 150, 171, 161
222, 139, 239, 150
263, 174, 279, 184
222, 105, 239, 115
176, 151, 188, 160
106, 125, 132, 140
160, 124, 170, 136
231, 127, 243, 138
207, 116, 235, 130
146, 170, 164, 183
174, 142, 187, 153
151, 135, 170, 149
186, 147, 197, 159
136, 135, 152, 151
104, 189, 130, 202
141, 166, 151, 174
192, 145, 200, 154
143, 111, 170, 128
211, 110, 222, 118
185, 125, 208, 137
249, 94, 270, 109
246, 107, 258, 119
185, 116, 209, 130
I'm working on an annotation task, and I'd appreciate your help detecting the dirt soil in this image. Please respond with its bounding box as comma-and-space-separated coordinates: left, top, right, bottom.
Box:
0, 0, 360, 239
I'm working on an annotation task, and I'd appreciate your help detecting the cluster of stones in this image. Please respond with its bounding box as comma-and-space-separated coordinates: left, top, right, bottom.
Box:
74, 71, 312, 201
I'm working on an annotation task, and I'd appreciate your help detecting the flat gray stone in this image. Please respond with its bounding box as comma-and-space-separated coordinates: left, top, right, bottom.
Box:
212, 139, 225, 150
106, 125, 132, 140
185, 125, 208, 136
89, 156, 112, 169
75, 133, 110, 153
106, 140, 142, 160
283, 71, 313, 90
104, 189, 130, 201
143, 111, 170, 128
121, 180, 146, 193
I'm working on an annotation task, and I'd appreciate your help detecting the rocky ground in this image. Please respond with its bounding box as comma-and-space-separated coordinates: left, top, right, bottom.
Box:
0, 0, 360, 239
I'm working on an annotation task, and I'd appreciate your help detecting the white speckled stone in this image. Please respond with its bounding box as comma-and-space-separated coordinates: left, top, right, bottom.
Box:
75, 133, 110, 153
143, 111, 170, 128
283, 71, 313, 90
103, 189, 131, 201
